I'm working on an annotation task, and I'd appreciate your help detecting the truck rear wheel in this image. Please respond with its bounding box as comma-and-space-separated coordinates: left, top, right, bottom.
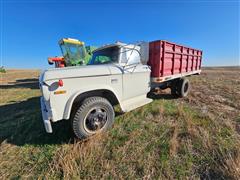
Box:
72, 97, 115, 139
170, 80, 180, 96
171, 78, 190, 97
178, 78, 190, 97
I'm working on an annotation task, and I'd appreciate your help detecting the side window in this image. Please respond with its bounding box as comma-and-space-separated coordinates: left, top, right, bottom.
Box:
60, 45, 67, 56
78, 46, 85, 57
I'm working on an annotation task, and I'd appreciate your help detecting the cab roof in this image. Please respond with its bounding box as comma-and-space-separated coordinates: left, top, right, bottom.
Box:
93, 42, 140, 53
59, 38, 85, 45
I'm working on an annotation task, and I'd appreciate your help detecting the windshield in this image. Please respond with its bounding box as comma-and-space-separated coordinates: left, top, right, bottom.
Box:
88, 46, 119, 65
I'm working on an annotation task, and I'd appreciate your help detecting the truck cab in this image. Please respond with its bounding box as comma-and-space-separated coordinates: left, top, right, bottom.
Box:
89, 43, 152, 104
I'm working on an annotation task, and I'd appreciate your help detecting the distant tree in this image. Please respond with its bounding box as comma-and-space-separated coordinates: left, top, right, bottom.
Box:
0, 66, 6, 73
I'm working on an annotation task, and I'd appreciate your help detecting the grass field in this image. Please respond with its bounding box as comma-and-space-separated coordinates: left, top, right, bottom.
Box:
0, 68, 239, 179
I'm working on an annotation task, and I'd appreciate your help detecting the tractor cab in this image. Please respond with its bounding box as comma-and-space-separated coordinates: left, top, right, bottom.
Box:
48, 38, 91, 68
59, 38, 87, 66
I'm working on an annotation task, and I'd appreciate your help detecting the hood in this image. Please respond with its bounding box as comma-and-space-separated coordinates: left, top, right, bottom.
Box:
41, 65, 111, 82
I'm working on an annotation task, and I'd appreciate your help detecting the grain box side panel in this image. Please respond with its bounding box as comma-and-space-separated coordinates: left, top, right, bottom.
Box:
148, 40, 202, 79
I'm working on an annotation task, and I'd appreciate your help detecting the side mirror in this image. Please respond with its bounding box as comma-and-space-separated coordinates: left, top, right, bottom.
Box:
48, 58, 54, 65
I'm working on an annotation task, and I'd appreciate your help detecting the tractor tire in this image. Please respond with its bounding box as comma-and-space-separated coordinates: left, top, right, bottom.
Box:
72, 96, 115, 139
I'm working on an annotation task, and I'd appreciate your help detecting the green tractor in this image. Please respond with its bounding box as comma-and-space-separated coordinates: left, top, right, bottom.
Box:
48, 38, 96, 68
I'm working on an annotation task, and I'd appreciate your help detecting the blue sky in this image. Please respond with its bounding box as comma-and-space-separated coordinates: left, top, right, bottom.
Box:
1, 0, 239, 69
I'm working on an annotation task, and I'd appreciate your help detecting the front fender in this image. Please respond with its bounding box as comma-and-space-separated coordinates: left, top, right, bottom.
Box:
63, 85, 122, 120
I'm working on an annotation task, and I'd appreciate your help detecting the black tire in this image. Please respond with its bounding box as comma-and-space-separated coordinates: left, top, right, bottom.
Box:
178, 78, 190, 97
170, 84, 178, 96
170, 80, 180, 96
170, 78, 190, 97
72, 96, 115, 139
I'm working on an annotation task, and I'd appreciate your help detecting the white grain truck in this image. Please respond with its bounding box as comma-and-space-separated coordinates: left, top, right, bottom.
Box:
39, 40, 202, 139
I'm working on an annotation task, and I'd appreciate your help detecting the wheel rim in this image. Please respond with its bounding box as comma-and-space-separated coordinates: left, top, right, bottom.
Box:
184, 82, 189, 93
83, 107, 108, 133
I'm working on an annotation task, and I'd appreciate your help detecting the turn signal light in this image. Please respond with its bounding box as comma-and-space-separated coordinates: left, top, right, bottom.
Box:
58, 79, 63, 87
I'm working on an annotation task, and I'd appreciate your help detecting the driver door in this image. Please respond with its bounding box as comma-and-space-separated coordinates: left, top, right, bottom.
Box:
121, 48, 151, 100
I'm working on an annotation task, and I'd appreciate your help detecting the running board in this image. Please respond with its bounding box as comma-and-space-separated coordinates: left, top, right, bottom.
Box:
121, 95, 152, 112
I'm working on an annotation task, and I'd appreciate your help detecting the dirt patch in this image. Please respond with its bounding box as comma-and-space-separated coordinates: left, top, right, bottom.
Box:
186, 67, 240, 119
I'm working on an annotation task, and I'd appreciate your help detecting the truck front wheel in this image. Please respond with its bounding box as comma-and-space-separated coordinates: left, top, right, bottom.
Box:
72, 96, 115, 139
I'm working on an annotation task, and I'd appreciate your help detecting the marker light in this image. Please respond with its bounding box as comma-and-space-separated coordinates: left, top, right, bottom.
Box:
58, 79, 63, 87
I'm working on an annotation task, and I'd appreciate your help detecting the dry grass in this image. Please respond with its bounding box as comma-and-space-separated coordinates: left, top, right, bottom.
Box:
0, 67, 239, 179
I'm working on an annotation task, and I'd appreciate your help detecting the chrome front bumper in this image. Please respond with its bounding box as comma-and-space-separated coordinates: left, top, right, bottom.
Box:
40, 97, 53, 133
